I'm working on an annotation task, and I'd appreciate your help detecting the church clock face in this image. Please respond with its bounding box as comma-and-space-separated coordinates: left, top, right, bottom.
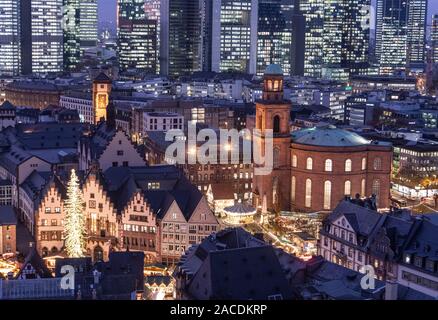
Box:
97, 93, 108, 109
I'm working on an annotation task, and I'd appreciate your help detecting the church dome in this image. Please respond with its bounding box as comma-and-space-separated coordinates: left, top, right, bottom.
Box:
291, 125, 371, 147
264, 64, 284, 76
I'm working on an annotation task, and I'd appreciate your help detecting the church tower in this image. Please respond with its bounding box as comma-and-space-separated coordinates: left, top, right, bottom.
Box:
92, 73, 112, 124
252, 64, 291, 213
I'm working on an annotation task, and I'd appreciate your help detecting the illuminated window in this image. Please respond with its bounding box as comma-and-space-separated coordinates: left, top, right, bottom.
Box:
323, 181, 331, 210
325, 159, 332, 172
345, 159, 352, 172
372, 180, 380, 204
305, 179, 312, 208
373, 158, 382, 170
361, 179, 366, 196
292, 155, 297, 167
306, 157, 313, 170
361, 157, 366, 170
344, 180, 351, 196
291, 176, 296, 202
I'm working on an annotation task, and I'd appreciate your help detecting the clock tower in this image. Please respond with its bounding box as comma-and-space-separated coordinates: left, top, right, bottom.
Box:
252, 64, 291, 213
92, 73, 112, 124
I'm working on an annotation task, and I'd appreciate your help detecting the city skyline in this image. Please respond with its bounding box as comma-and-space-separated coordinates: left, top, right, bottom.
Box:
97, 0, 438, 26
1, 0, 438, 303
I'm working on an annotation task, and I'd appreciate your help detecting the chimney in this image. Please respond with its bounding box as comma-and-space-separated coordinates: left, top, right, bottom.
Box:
385, 280, 398, 300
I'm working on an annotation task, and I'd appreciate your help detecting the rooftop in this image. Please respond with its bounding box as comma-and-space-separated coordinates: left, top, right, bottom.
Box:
264, 64, 284, 76
0, 206, 17, 225
291, 125, 373, 147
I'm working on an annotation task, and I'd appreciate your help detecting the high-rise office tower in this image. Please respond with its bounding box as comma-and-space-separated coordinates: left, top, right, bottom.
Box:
63, 0, 80, 71
300, 0, 324, 78
211, 0, 258, 74
79, 0, 98, 51
118, 19, 157, 73
160, 0, 202, 77
118, 0, 145, 21
375, 0, 427, 75
322, 0, 370, 81
118, 0, 157, 73
432, 14, 438, 64
31, 0, 64, 73
301, 0, 370, 80
257, 0, 294, 76
144, 0, 161, 74
0, 0, 21, 76
406, 0, 427, 72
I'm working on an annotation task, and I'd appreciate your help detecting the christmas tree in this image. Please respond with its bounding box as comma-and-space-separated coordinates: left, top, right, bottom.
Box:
64, 169, 86, 258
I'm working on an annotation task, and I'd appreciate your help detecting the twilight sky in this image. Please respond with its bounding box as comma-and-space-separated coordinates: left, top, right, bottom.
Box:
98, 0, 438, 26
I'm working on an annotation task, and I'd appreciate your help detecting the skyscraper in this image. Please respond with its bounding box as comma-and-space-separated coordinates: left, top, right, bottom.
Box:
118, 19, 157, 73
257, 0, 297, 76
118, 0, 145, 21
63, 0, 80, 71
31, 0, 64, 73
301, 0, 370, 80
432, 14, 438, 64
0, 0, 21, 76
118, 0, 157, 73
160, 0, 202, 77
79, 0, 98, 51
406, 0, 427, 72
375, 0, 427, 75
211, 0, 258, 74
144, 0, 161, 74
300, 0, 324, 78
322, 0, 370, 81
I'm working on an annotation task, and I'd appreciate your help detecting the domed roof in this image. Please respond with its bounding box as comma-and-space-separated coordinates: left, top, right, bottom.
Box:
224, 203, 257, 215
264, 64, 283, 75
291, 125, 371, 147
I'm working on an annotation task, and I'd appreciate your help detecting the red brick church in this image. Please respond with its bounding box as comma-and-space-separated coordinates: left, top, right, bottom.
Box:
252, 65, 392, 213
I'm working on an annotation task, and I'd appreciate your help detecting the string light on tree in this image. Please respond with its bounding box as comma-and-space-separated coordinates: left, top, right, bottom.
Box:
64, 169, 86, 258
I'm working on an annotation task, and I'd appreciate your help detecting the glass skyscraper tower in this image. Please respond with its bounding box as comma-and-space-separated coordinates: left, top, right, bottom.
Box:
31, 0, 64, 73
301, 0, 370, 80
257, 0, 294, 76
160, 0, 202, 77
211, 0, 258, 74
375, 0, 427, 75
118, 0, 157, 73
79, 0, 98, 51
0, 0, 21, 76
63, 0, 80, 71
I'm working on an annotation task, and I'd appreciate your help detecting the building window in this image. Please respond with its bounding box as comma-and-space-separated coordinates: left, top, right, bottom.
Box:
373, 158, 382, 170
372, 179, 380, 198
345, 159, 352, 172
305, 179, 312, 208
325, 159, 332, 172
323, 181, 331, 210
273, 115, 280, 133
292, 155, 297, 167
291, 176, 296, 203
344, 180, 351, 196
306, 157, 313, 170
117, 150, 124, 156
273, 148, 280, 168
361, 179, 366, 196
361, 157, 366, 170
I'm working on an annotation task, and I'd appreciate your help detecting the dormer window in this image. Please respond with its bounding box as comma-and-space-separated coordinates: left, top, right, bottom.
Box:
414, 256, 424, 268
426, 260, 435, 272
